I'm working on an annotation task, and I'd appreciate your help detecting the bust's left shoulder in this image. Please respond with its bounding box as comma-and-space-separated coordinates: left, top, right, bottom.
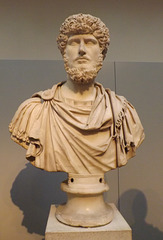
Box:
105, 88, 129, 109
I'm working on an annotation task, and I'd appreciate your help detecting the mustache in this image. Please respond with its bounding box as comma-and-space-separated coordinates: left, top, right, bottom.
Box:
75, 56, 90, 61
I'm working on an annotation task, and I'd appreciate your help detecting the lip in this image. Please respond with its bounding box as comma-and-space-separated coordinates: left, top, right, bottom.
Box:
75, 57, 89, 61
75, 57, 90, 64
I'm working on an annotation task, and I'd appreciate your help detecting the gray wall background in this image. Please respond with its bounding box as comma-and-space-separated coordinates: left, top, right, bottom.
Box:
0, 0, 163, 62
0, 1, 163, 240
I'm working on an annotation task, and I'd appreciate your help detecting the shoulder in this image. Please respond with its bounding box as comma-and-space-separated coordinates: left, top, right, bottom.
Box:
105, 88, 128, 111
10, 82, 63, 125
32, 82, 63, 101
105, 88, 126, 103
105, 88, 139, 130
95, 82, 128, 115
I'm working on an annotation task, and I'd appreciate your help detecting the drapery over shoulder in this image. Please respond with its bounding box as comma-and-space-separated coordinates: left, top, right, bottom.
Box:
9, 82, 144, 173
107, 89, 145, 167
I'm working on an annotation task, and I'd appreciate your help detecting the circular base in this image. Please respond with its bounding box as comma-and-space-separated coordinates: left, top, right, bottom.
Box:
56, 197, 113, 227
55, 174, 113, 227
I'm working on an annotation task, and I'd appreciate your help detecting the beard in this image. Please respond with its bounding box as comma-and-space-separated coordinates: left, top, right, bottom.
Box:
63, 55, 103, 85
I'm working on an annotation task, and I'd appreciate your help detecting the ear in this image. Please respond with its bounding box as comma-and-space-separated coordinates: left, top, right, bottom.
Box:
102, 48, 108, 60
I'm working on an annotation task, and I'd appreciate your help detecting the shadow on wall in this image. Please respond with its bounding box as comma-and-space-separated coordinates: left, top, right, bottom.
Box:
10, 163, 67, 235
118, 189, 163, 240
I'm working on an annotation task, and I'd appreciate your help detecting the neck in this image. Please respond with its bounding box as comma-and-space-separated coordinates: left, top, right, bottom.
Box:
61, 76, 96, 101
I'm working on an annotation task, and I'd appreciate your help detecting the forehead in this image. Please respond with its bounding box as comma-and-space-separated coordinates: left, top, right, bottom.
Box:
68, 34, 98, 42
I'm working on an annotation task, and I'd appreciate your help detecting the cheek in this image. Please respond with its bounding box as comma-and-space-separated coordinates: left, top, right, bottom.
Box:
90, 48, 101, 58
65, 47, 72, 59
65, 46, 78, 58
92, 53, 101, 63
65, 51, 71, 60
64, 52, 75, 68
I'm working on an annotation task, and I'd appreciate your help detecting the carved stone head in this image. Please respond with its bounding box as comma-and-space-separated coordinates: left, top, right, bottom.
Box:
57, 14, 110, 85
57, 13, 110, 60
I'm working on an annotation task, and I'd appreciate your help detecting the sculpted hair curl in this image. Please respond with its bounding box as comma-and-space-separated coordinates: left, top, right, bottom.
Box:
57, 13, 110, 59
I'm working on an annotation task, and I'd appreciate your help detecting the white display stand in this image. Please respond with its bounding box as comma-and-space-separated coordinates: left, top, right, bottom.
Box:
45, 203, 132, 240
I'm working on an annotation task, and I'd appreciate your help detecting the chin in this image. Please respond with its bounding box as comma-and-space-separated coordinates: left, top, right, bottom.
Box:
66, 67, 98, 85
71, 77, 95, 85
64, 55, 103, 85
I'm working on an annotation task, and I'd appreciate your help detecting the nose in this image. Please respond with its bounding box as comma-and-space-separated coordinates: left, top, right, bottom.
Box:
78, 40, 86, 56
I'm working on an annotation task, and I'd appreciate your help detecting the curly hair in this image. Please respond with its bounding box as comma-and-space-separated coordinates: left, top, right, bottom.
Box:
57, 13, 110, 59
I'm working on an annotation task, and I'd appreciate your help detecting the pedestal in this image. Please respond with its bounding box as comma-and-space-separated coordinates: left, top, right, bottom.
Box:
55, 173, 113, 227
45, 204, 132, 240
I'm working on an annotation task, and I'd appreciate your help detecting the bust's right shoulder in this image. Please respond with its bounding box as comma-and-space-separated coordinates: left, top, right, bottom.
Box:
10, 82, 65, 125
32, 82, 63, 101
9, 83, 63, 140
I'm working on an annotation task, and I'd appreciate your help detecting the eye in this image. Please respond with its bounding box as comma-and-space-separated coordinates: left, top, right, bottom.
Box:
67, 39, 79, 46
68, 41, 77, 46
85, 39, 97, 45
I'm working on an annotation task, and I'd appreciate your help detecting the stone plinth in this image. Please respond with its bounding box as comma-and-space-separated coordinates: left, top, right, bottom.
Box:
45, 204, 132, 240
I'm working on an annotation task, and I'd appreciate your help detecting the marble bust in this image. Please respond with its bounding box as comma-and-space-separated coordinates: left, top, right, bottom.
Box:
9, 13, 145, 227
